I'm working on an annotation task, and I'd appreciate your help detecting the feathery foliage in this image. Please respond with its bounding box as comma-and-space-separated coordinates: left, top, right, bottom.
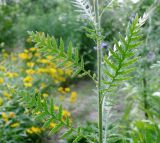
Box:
102, 14, 148, 96
28, 32, 89, 78
71, 0, 95, 24
25, 1, 149, 143
19, 89, 96, 143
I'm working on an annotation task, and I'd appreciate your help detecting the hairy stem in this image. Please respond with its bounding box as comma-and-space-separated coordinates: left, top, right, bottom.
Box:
95, 0, 103, 143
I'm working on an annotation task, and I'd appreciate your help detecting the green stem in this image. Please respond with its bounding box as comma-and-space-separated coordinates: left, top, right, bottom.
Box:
143, 74, 148, 119
95, 0, 103, 143
97, 39, 103, 143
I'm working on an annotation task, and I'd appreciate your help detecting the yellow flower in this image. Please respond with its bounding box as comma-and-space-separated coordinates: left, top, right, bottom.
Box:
49, 122, 57, 128
3, 92, 12, 99
9, 112, 15, 118
24, 83, 32, 87
10, 122, 20, 128
49, 68, 57, 74
58, 87, 65, 94
37, 68, 46, 74
65, 69, 73, 76
34, 88, 39, 93
11, 55, 17, 61
29, 47, 37, 52
46, 55, 53, 60
23, 76, 33, 83
27, 62, 35, 68
0, 66, 6, 71
35, 52, 41, 57
0, 78, 4, 84
40, 83, 46, 88
54, 105, 59, 111
24, 49, 29, 53
26, 69, 35, 75
6, 72, 18, 78
65, 87, 70, 92
2, 52, 9, 58
42, 93, 49, 98
38, 59, 49, 64
19, 53, 29, 60
70, 91, 77, 103
0, 97, 3, 106
26, 126, 42, 134
57, 69, 64, 75
35, 111, 41, 115
1, 112, 8, 122
23, 76, 33, 87
62, 110, 71, 118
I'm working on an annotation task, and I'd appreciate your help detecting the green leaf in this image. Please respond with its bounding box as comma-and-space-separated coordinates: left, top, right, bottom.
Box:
71, 68, 82, 78
49, 124, 62, 135
104, 70, 114, 79
81, 56, 84, 69
65, 116, 70, 126
60, 129, 73, 138
43, 118, 53, 128
68, 42, 73, 59
123, 57, 139, 67
72, 135, 82, 143
119, 34, 127, 47
130, 41, 142, 49
35, 112, 47, 120
114, 39, 124, 54
58, 105, 63, 119
109, 48, 120, 60
44, 101, 49, 114
104, 56, 117, 71
51, 36, 57, 50
118, 68, 135, 75
60, 38, 64, 55
115, 77, 132, 81
75, 47, 79, 65
50, 99, 54, 116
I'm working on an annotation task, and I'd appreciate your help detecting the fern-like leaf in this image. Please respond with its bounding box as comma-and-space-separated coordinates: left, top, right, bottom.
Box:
102, 14, 148, 96
28, 31, 84, 77
71, 0, 95, 23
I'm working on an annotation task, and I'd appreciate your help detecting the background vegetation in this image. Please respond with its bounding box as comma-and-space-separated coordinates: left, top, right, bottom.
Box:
0, 0, 160, 143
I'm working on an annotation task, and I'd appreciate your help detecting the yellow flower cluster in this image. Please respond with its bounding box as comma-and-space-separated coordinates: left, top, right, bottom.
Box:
5, 72, 18, 78
58, 87, 71, 94
1, 112, 16, 123
23, 76, 33, 87
18, 47, 74, 88
1, 112, 8, 122
0, 66, 6, 71
0, 77, 4, 84
19, 53, 30, 60
0, 48, 78, 137
3, 92, 12, 99
26, 126, 42, 134
10, 122, 20, 128
0, 97, 3, 106
70, 92, 77, 103
54, 105, 71, 119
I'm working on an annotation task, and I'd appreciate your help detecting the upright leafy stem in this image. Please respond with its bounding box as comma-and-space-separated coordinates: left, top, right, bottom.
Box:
26, 1, 149, 143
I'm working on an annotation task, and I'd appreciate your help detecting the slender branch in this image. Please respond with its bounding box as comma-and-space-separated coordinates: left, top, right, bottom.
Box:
95, 0, 103, 143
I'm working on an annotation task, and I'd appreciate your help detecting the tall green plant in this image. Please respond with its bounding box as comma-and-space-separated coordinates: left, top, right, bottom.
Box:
23, 0, 148, 143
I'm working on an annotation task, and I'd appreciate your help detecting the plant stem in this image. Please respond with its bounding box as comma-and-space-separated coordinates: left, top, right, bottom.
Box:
143, 75, 148, 119
95, 0, 103, 143
97, 39, 103, 143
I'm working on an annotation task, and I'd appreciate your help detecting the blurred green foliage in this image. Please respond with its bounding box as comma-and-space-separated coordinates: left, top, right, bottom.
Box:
0, 0, 160, 142
0, 1, 18, 48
